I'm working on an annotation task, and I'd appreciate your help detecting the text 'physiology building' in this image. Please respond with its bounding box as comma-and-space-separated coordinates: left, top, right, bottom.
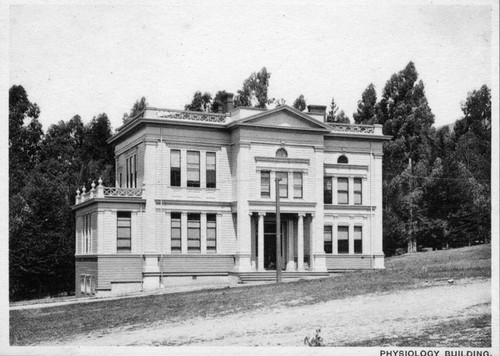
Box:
73, 94, 390, 296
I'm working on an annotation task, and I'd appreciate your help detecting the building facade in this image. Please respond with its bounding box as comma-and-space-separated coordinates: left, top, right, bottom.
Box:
73, 95, 389, 296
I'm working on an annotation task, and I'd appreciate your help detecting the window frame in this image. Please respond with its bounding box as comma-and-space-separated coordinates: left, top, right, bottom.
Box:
170, 212, 182, 252
261, 171, 271, 197
117, 211, 132, 253
187, 151, 201, 187
276, 172, 288, 198
293, 172, 303, 199
170, 150, 181, 187
337, 225, 349, 254
324, 225, 333, 254
354, 178, 362, 205
337, 177, 349, 204
354, 226, 362, 254
324, 177, 332, 204
206, 214, 217, 252
206, 152, 216, 188
187, 213, 201, 252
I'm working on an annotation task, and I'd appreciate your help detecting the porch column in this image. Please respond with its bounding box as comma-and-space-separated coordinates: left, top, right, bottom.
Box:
257, 212, 265, 271
286, 218, 295, 271
309, 214, 315, 270
297, 213, 305, 271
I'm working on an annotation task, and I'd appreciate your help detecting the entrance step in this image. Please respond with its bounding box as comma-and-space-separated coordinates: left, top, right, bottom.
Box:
235, 271, 330, 283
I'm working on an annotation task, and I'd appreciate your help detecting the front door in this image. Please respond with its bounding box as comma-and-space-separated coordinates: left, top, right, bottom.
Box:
263, 221, 287, 270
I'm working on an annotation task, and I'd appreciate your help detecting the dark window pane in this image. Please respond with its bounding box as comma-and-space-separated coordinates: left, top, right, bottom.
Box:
261, 171, 270, 197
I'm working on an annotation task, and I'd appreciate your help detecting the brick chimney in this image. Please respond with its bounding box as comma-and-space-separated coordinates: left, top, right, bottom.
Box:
307, 105, 327, 115
222, 93, 234, 113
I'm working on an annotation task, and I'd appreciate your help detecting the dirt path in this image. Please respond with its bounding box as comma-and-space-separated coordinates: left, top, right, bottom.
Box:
44, 279, 490, 346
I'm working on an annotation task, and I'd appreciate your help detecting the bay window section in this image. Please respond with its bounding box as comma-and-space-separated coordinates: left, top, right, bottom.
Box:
276, 172, 288, 198
293, 172, 303, 199
207, 214, 217, 252
206, 152, 216, 188
261, 171, 270, 197
354, 178, 362, 205
337, 178, 349, 204
187, 213, 201, 252
324, 177, 332, 204
187, 151, 200, 187
170, 150, 181, 187
337, 226, 349, 254
354, 226, 363, 254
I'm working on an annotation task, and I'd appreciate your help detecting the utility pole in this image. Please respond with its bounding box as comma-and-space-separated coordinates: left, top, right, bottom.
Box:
275, 178, 282, 283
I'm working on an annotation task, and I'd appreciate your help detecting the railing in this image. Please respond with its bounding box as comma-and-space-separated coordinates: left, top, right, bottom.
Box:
155, 109, 227, 123
328, 123, 376, 134
75, 178, 143, 205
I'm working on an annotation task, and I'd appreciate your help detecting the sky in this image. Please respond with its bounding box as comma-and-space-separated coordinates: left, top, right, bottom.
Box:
8, 1, 495, 131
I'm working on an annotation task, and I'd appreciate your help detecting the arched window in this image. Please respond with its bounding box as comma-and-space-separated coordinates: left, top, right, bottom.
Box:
276, 148, 288, 158
337, 155, 348, 164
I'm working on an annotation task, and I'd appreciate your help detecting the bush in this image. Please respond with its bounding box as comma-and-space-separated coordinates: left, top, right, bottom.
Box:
304, 328, 324, 347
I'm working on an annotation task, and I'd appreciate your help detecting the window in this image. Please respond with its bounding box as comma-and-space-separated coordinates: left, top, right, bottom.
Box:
170, 150, 181, 187
207, 214, 217, 252
187, 151, 200, 187
126, 155, 137, 188
206, 152, 216, 188
338, 178, 349, 204
324, 226, 332, 253
276, 172, 288, 198
354, 226, 362, 254
276, 148, 288, 158
354, 178, 362, 205
171, 213, 181, 252
324, 177, 332, 204
337, 155, 348, 164
293, 172, 303, 199
119, 173, 123, 188
117, 212, 131, 253
187, 213, 201, 252
261, 171, 270, 197
338, 226, 349, 254
83, 214, 92, 254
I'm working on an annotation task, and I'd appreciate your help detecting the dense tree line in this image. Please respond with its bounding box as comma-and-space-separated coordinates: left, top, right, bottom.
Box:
9, 85, 115, 301
9, 64, 491, 300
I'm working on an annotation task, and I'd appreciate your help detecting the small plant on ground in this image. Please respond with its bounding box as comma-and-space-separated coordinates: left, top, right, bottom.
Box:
304, 328, 324, 347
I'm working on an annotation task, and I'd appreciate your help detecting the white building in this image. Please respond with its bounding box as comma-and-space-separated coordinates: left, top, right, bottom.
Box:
73, 94, 389, 296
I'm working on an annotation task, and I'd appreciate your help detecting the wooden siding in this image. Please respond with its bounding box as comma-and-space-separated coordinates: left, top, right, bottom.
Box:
97, 255, 143, 289
160, 255, 235, 273
325, 255, 372, 270
75, 257, 98, 295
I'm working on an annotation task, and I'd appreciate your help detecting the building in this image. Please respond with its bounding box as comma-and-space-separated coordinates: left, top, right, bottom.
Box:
73, 94, 390, 296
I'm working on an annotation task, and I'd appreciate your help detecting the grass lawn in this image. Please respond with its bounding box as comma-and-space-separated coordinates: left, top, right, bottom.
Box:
10, 244, 491, 346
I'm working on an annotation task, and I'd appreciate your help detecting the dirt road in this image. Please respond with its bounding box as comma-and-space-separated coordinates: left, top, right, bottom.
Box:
43, 279, 490, 346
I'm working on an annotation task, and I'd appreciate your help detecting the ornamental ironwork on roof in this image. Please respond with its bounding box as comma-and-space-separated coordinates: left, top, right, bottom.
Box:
328, 123, 375, 134
155, 109, 227, 123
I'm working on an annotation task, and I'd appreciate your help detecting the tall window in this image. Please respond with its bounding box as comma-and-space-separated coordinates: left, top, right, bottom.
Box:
117, 212, 131, 253
276, 172, 288, 198
354, 178, 362, 205
83, 214, 92, 254
324, 226, 332, 253
207, 214, 217, 252
354, 226, 362, 254
119, 173, 123, 188
338, 178, 349, 204
338, 226, 349, 254
324, 177, 332, 204
171, 213, 181, 252
187, 213, 201, 252
170, 150, 181, 187
126, 155, 137, 188
187, 151, 200, 187
261, 171, 270, 197
206, 152, 216, 188
293, 172, 303, 199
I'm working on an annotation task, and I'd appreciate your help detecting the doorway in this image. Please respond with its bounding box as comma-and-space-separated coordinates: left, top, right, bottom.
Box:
263, 221, 287, 270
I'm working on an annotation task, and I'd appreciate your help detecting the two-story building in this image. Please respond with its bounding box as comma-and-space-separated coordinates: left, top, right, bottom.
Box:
73, 94, 389, 296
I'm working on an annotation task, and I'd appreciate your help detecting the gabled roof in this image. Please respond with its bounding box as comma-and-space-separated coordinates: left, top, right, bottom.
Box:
226, 105, 332, 131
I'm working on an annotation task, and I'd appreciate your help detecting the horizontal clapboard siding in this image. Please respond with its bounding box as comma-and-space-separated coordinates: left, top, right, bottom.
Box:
325, 255, 372, 270
75, 257, 98, 295
97, 255, 142, 289
161, 254, 235, 273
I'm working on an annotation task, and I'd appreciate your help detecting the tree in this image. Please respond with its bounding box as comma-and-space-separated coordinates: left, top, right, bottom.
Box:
123, 97, 148, 122
353, 83, 377, 124
335, 110, 351, 123
185, 91, 212, 112
211, 90, 228, 113
326, 97, 339, 122
293, 95, 306, 111
234, 67, 271, 108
